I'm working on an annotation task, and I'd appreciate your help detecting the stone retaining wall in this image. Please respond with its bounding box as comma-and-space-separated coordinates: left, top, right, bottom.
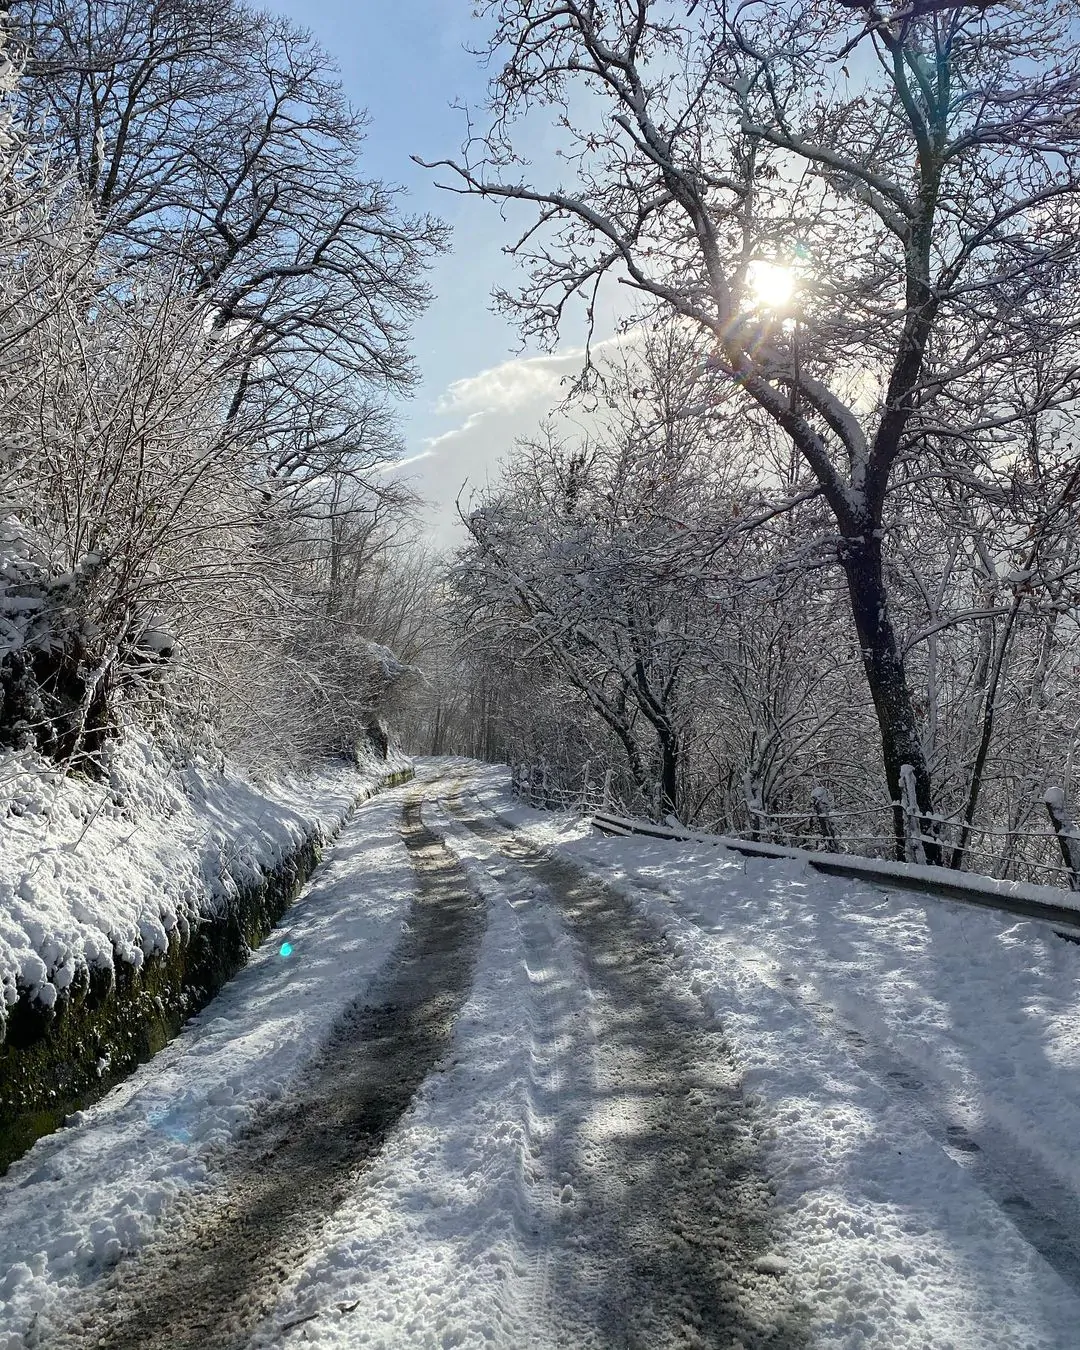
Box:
0, 768, 413, 1173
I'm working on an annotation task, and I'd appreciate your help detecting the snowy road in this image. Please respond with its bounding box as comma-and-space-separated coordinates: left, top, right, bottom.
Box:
477, 768, 1080, 1349
430, 790, 807, 1348
3, 761, 1080, 1348
47, 800, 485, 1350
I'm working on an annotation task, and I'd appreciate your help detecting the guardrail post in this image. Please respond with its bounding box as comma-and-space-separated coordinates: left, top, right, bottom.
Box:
899, 764, 927, 864
743, 769, 765, 842
1045, 787, 1080, 891
811, 785, 839, 853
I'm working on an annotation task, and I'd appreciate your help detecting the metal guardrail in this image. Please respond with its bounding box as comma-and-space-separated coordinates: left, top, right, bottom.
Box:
512, 761, 1078, 889
591, 811, 1080, 941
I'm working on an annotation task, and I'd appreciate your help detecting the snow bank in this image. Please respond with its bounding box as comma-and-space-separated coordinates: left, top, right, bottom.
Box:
0, 732, 411, 1169
0, 735, 407, 1017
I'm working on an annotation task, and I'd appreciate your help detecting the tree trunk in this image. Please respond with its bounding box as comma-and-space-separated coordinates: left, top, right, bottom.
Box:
657, 722, 680, 821
429, 702, 444, 756
841, 531, 940, 863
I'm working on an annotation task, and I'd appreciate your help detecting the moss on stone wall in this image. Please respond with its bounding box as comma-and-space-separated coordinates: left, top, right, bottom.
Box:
0, 767, 413, 1174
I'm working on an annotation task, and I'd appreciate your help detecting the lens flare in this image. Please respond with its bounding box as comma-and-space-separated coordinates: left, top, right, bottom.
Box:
279, 942, 293, 958
747, 260, 795, 310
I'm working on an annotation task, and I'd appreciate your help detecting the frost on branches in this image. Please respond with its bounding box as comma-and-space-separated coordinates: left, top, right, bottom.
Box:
427, 0, 1080, 871
0, 3, 444, 774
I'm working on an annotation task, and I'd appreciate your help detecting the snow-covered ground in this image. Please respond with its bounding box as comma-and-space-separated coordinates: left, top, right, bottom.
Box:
0, 783, 420, 1347
0, 735, 406, 1016
452, 764, 1080, 1350
246, 794, 573, 1348
253, 775, 805, 1349
4, 756, 1080, 1349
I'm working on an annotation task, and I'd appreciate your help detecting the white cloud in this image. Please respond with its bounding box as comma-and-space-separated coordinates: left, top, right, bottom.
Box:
420, 411, 485, 452
399, 333, 637, 549
381, 447, 435, 472
435, 348, 584, 415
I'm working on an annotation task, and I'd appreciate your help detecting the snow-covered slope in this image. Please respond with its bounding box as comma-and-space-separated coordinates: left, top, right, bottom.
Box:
0, 736, 407, 1016
0, 785, 420, 1348
4, 759, 1080, 1347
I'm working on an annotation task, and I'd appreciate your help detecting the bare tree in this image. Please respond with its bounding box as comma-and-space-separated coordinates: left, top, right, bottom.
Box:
423, 0, 1080, 857
455, 325, 758, 819
4, 261, 266, 761
11, 0, 448, 496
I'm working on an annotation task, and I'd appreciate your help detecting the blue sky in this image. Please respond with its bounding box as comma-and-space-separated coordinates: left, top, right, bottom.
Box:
274, 0, 593, 542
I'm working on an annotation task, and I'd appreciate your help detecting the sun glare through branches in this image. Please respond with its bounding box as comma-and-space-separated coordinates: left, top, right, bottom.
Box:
746, 260, 796, 312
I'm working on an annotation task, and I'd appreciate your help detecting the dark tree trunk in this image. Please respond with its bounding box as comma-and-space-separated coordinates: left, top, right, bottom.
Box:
657, 722, 680, 821
611, 720, 651, 806
840, 530, 940, 863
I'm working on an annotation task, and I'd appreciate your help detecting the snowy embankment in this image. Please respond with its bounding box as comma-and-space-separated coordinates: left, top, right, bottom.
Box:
0, 733, 411, 1167
459, 764, 1080, 1350
0, 785, 420, 1348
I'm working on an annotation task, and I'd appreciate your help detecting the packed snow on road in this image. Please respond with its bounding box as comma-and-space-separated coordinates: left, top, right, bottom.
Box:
1, 760, 1078, 1349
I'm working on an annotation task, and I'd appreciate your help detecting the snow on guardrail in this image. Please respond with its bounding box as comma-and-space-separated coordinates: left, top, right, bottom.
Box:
591, 811, 1080, 936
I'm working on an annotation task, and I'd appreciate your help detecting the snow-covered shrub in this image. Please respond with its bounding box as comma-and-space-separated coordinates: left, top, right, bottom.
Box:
0, 256, 276, 765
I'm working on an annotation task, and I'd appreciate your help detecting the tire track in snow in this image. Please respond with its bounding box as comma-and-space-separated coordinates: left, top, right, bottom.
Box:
436, 828, 599, 1347
242, 794, 599, 1348
510, 877, 572, 1343
441, 789, 809, 1350
43, 798, 484, 1350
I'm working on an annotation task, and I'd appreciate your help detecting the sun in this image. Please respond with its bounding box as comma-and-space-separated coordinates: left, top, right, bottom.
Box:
747, 260, 795, 311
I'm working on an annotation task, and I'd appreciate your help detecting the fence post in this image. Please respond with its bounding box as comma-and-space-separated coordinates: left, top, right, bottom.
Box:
602, 767, 614, 813
899, 764, 928, 864
579, 765, 592, 813
1045, 787, 1080, 891
539, 758, 550, 809
743, 769, 765, 842
811, 785, 839, 853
